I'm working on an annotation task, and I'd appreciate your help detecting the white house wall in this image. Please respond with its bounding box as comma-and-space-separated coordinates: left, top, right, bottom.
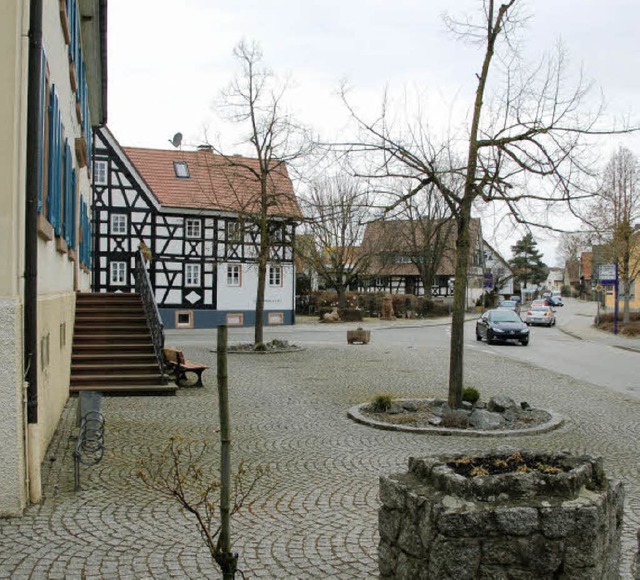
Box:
0, 0, 103, 515
0, 0, 28, 515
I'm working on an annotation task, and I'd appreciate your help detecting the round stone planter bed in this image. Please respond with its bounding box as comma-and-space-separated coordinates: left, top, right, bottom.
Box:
219, 340, 305, 355
348, 397, 564, 437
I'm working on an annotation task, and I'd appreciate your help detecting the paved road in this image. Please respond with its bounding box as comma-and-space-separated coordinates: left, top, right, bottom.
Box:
0, 300, 639, 578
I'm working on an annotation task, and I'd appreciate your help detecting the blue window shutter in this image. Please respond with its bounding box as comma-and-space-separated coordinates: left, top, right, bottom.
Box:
63, 142, 74, 246
70, 169, 76, 248
46, 87, 58, 229
37, 51, 47, 214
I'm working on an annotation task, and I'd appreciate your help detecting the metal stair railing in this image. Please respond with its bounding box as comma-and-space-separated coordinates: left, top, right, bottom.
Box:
134, 249, 166, 381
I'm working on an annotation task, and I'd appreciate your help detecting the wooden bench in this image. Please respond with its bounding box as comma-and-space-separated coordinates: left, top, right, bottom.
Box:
163, 347, 209, 388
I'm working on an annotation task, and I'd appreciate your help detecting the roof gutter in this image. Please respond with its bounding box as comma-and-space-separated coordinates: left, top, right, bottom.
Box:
24, 0, 44, 424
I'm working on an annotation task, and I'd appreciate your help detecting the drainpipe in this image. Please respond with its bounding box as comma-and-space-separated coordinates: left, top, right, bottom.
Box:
25, 0, 43, 424
24, 0, 44, 505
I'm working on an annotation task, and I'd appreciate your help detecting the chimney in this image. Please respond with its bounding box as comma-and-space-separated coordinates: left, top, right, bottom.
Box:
197, 144, 213, 152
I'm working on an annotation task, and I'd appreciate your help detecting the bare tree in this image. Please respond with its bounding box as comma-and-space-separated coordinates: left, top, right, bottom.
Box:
376, 182, 456, 300
137, 436, 265, 578
557, 231, 590, 264
339, 0, 635, 407
301, 173, 373, 309
215, 40, 311, 345
587, 146, 640, 322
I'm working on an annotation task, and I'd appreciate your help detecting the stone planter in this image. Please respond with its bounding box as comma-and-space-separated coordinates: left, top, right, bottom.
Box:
347, 328, 370, 344
379, 450, 624, 579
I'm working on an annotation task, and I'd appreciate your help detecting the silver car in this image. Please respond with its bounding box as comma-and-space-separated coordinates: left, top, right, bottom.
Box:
525, 305, 556, 327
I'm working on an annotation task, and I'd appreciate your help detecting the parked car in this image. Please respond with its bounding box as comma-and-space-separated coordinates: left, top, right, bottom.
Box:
525, 305, 556, 327
498, 299, 520, 314
476, 309, 530, 345
510, 295, 522, 303
542, 292, 551, 298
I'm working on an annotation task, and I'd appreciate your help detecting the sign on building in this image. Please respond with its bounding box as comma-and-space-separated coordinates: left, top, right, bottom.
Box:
598, 264, 617, 284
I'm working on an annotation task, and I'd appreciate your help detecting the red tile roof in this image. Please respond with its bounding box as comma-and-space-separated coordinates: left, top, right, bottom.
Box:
122, 146, 302, 219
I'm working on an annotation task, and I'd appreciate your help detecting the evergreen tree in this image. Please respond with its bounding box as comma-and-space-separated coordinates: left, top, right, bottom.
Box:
510, 234, 548, 290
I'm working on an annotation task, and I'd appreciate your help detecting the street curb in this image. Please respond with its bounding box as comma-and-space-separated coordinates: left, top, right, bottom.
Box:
347, 401, 564, 438
558, 326, 640, 353
557, 327, 584, 341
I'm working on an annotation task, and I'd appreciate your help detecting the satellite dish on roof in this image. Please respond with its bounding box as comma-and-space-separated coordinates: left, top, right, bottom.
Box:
169, 132, 183, 149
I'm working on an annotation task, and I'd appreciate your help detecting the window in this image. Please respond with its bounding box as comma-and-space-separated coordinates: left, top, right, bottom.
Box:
111, 213, 127, 235
174, 161, 190, 178
175, 311, 194, 329
185, 264, 201, 287
227, 265, 241, 286
227, 221, 243, 242
272, 225, 283, 242
40, 333, 50, 370
269, 265, 282, 286
268, 312, 284, 325
110, 261, 127, 286
94, 160, 108, 185
185, 218, 201, 239
226, 313, 243, 326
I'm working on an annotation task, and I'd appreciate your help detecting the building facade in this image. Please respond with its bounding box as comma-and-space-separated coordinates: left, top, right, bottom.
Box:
93, 128, 301, 329
483, 241, 514, 296
0, 0, 106, 515
356, 218, 485, 306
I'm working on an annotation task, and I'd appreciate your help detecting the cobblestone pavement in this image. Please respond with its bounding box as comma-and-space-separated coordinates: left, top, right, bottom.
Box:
1, 325, 639, 578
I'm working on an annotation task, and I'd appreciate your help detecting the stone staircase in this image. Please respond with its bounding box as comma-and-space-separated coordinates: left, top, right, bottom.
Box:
70, 292, 176, 395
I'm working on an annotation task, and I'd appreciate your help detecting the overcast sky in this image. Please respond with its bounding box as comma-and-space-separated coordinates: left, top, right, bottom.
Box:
107, 1, 640, 265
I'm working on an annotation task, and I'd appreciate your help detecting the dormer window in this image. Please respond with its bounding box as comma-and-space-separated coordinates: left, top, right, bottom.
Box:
174, 161, 190, 178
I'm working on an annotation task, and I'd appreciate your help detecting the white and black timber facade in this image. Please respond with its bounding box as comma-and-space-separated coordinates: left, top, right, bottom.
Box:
92, 127, 300, 329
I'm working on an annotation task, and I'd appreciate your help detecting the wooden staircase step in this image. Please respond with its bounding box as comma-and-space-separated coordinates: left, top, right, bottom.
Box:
71, 373, 164, 385
75, 314, 147, 321
71, 363, 161, 373
72, 341, 155, 358
72, 352, 157, 361
75, 321, 149, 336
74, 333, 152, 342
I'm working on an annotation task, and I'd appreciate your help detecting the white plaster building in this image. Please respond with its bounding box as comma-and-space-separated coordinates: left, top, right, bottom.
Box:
0, 0, 107, 515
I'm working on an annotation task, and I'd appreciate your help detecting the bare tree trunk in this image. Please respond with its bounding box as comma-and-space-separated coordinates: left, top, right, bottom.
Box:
448, 208, 471, 409
337, 283, 348, 310
216, 326, 238, 579
254, 204, 269, 345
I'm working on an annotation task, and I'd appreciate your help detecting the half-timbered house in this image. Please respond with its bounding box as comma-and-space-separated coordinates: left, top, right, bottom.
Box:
355, 218, 485, 306
92, 127, 302, 329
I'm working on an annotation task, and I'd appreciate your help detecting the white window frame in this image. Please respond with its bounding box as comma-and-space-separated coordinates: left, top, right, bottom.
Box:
185, 263, 201, 287
110, 261, 127, 286
185, 218, 201, 239
111, 213, 127, 236
175, 310, 194, 329
269, 265, 282, 287
94, 160, 108, 185
174, 161, 190, 178
227, 264, 241, 286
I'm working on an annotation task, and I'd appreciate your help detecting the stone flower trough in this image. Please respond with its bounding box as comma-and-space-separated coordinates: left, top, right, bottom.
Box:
379, 449, 624, 579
